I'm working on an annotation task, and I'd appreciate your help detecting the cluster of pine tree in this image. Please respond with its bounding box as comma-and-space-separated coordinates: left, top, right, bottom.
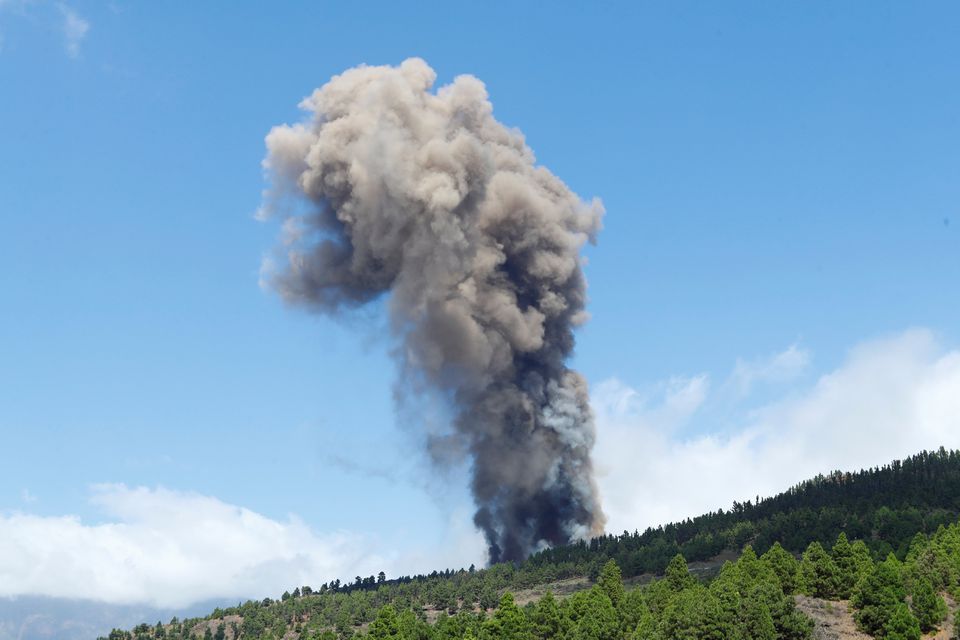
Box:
788, 524, 960, 639
100, 553, 812, 640
535, 449, 960, 578
100, 450, 960, 640
357, 552, 813, 640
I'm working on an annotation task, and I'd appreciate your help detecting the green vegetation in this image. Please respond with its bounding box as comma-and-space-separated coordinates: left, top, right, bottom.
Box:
908, 578, 945, 633
882, 603, 921, 640
101, 449, 960, 640
535, 448, 960, 577
101, 552, 810, 640
850, 553, 906, 635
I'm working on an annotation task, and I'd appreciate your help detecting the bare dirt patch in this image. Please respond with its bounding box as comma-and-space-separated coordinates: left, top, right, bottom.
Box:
796, 595, 957, 640
513, 577, 592, 607
795, 597, 870, 640
189, 614, 243, 640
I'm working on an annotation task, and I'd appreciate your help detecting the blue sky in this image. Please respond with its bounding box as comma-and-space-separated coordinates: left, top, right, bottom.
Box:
1, 1, 959, 608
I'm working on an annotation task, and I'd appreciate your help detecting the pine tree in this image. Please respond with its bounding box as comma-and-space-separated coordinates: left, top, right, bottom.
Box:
831, 533, 859, 598
736, 546, 779, 588
656, 584, 727, 640
798, 541, 841, 598
596, 560, 624, 608
618, 588, 652, 634
768, 595, 815, 640
482, 593, 531, 640
909, 577, 946, 633
368, 604, 401, 640
761, 542, 800, 594
742, 596, 777, 640
884, 603, 921, 640
479, 584, 499, 611
709, 573, 742, 635
665, 554, 696, 592
572, 587, 618, 640
642, 578, 674, 617
397, 609, 430, 640
530, 591, 564, 640
849, 540, 875, 587
851, 554, 906, 636
633, 607, 656, 640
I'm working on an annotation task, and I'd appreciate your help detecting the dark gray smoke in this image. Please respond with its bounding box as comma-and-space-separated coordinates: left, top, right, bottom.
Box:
259, 58, 605, 563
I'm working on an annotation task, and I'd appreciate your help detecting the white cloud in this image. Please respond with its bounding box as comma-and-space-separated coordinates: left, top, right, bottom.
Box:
57, 3, 88, 58
594, 328, 960, 534
727, 343, 811, 398
4, 330, 955, 609
0, 485, 484, 608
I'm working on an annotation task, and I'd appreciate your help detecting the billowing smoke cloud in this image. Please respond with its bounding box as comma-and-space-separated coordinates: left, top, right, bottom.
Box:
259, 58, 605, 563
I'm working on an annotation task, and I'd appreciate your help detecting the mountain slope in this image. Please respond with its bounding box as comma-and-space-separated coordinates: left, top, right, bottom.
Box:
101, 449, 960, 640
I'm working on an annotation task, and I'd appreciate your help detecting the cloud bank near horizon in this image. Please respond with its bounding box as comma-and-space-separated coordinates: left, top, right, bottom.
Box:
594, 328, 960, 533
2, 328, 959, 607
0, 484, 485, 609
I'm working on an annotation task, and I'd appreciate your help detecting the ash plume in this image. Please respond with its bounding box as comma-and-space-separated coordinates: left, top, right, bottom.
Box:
259, 58, 605, 563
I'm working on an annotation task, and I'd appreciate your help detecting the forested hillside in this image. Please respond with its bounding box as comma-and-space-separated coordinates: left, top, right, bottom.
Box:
100, 449, 960, 640
537, 448, 960, 578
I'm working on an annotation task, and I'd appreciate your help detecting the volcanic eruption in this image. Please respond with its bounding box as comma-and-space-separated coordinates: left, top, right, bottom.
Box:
260, 58, 605, 563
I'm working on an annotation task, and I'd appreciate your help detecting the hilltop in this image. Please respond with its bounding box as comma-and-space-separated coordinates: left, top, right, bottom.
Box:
102, 449, 960, 640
